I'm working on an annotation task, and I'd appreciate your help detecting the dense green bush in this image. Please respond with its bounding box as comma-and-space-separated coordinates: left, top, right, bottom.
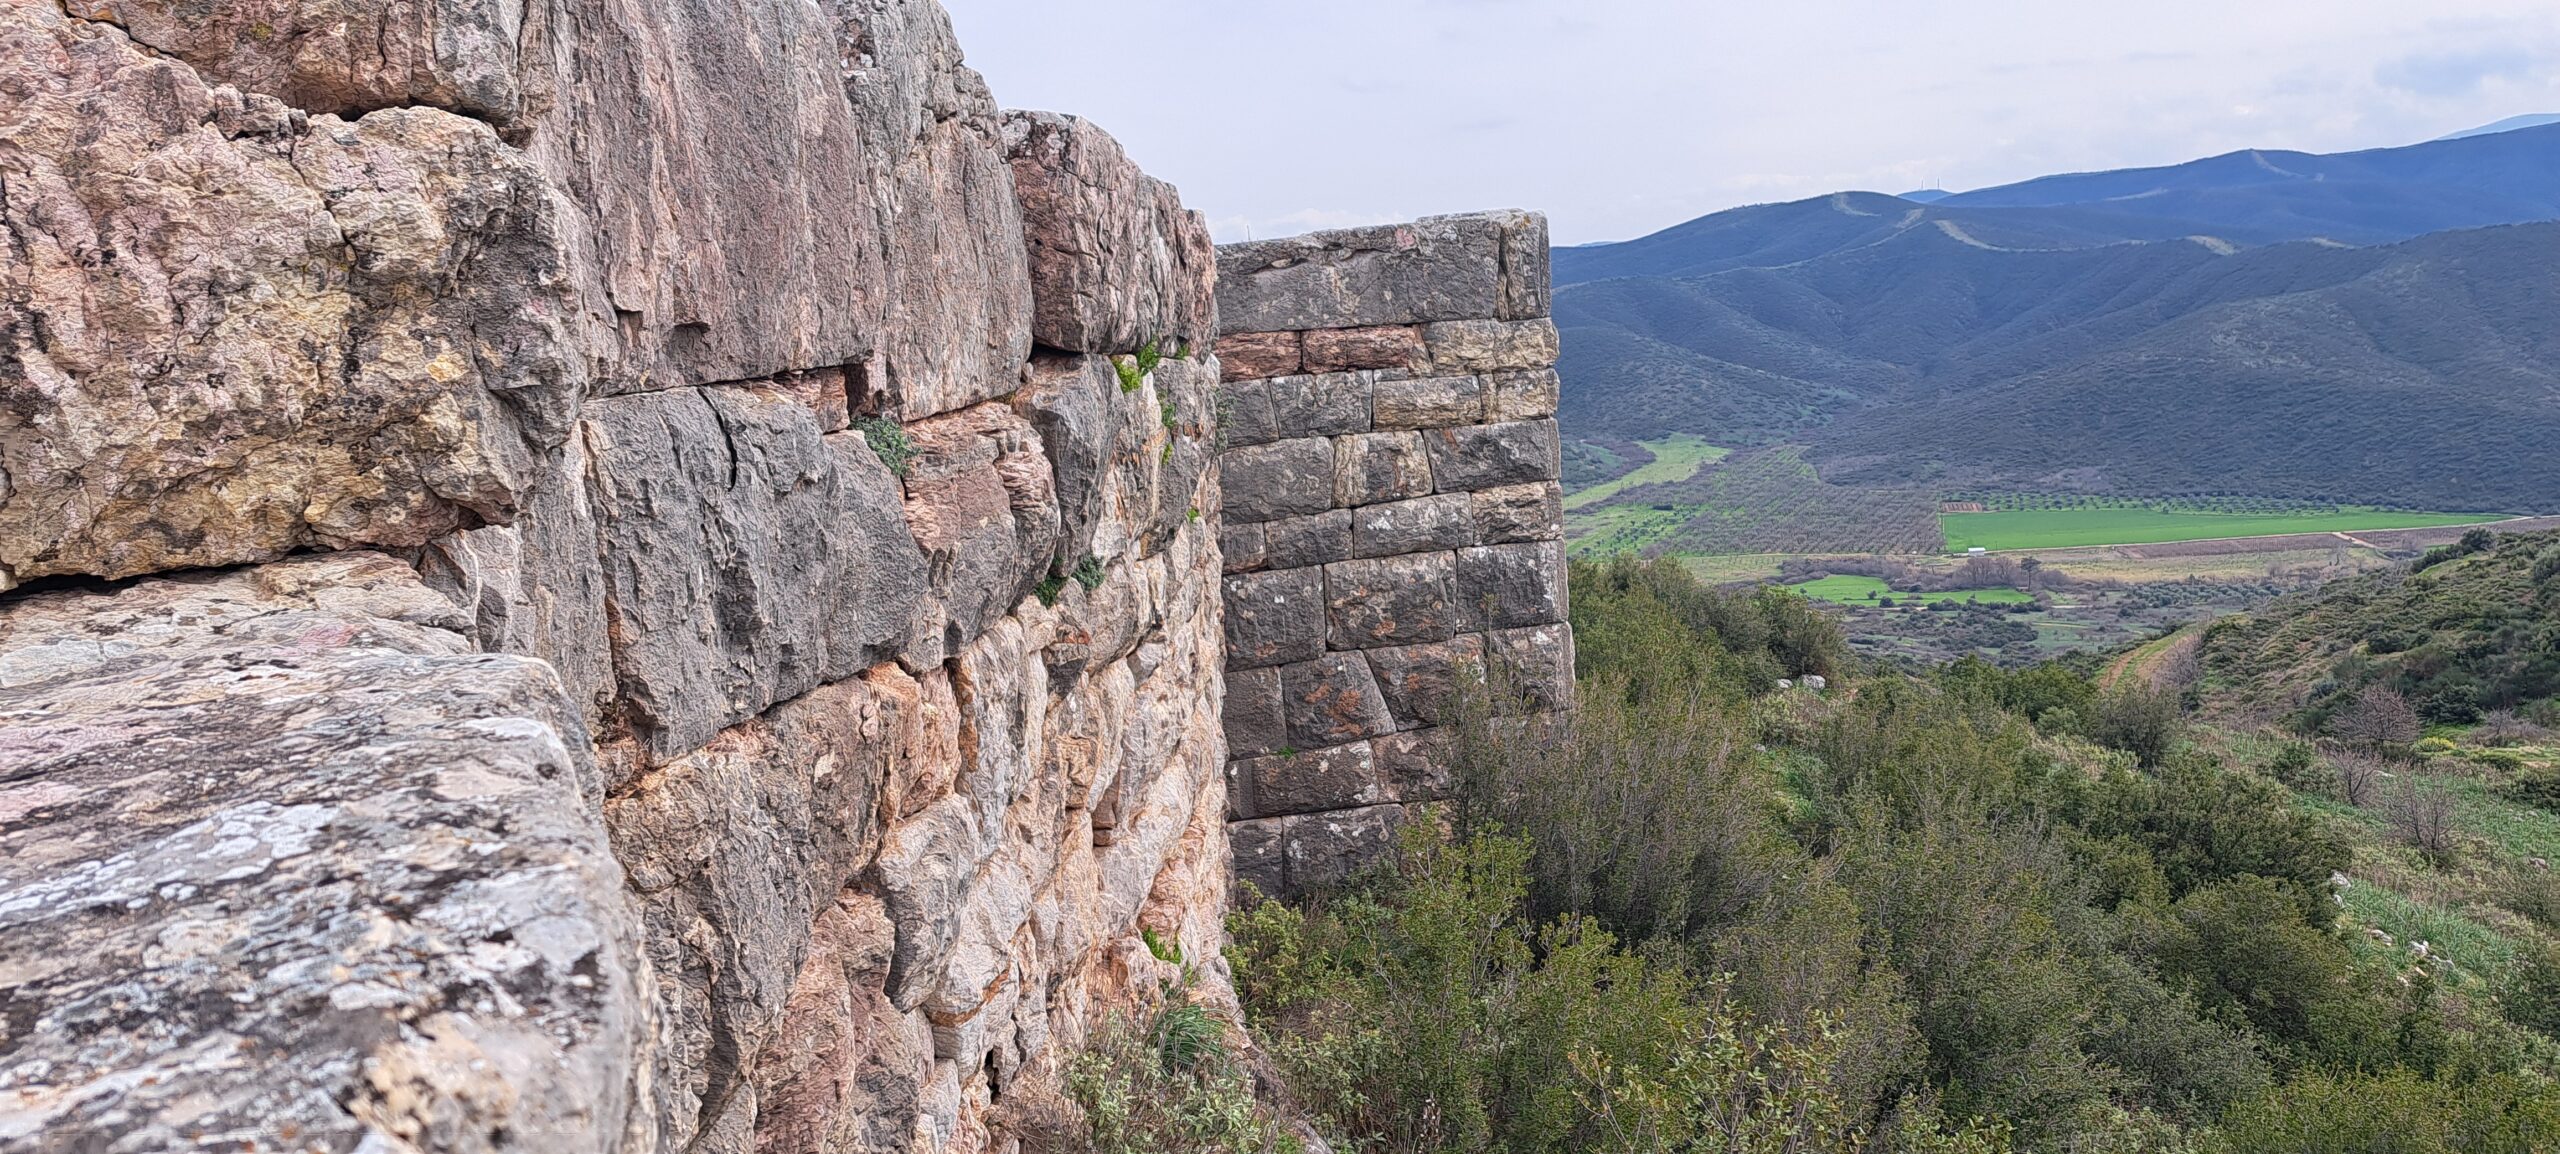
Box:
2205, 1068, 2560, 1153
1226, 551, 2560, 1152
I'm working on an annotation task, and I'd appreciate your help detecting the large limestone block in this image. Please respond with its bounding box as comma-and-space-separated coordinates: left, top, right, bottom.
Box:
902, 402, 1063, 646
1222, 567, 1325, 671
1003, 110, 1215, 356
0, 6, 583, 588
1457, 541, 1569, 631
0, 554, 650, 1152
1215, 214, 1507, 332
1231, 741, 1387, 819
1324, 553, 1461, 650
1220, 436, 1335, 524
1424, 318, 1560, 374
1278, 653, 1398, 749
1427, 419, 1563, 493
585, 387, 933, 760
748, 893, 935, 1154
1228, 804, 1408, 896
1368, 633, 1486, 729
606, 673, 910, 1151
1333, 431, 1436, 507
1016, 353, 1133, 571
58, 0, 524, 122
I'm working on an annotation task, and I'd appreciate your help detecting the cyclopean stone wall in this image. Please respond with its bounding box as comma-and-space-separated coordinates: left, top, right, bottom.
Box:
1212, 214, 1573, 897
0, 4, 1226, 1152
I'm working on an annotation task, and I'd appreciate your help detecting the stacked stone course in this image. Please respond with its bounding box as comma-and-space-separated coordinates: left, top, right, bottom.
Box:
1212, 213, 1573, 897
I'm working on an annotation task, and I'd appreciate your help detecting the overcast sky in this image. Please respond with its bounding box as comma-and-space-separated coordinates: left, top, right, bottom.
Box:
943, 0, 2560, 245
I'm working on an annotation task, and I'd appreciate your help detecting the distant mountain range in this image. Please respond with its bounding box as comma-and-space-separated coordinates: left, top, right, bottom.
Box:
1556, 123, 2560, 512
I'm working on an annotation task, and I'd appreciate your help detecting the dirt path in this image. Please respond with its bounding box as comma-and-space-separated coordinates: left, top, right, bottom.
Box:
2100, 621, 2209, 693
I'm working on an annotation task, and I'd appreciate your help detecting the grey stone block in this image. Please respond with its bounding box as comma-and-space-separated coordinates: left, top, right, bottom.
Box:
1352, 494, 1474, 558
1265, 372, 1373, 438
1237, 741, 1387, 818
1332, 431, 1435, 507
1149, 355, 1220, 548
1488, 623, 1575, 712
1424, 318, 1559, 374
1324, 553, 1459, 649
1216, 213, 1512, 332
1372, 374, 1486, 430
1229, 817, 1289, 896
1375, 728, 1455, 802
1225, 666, 1287, 759
1224, 566, 1326, 670
588, 388, 936, 757
1472, 482, 1564, 544
1218, 378, 1282, 448
1264, 509, 1354, 570
1015, 353, 1130, 571
1457, 542, 1568, 631
1221, 436, 1334, 523
899, 403, 1063, 648
1221, 520, 1268, 573
1493, 210, 1551, 322
1426, 419, 1561, 493
1282, 804, 1408, 892
1486, 368, 1559, 421
1368, 634, 1485, 728
1279, 652, 1400, 748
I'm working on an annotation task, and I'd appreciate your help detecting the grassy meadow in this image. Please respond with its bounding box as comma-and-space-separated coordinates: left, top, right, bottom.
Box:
1943, 506, 2497, 552
1561, 434, 1728, 511
1787, 573, 2035, 606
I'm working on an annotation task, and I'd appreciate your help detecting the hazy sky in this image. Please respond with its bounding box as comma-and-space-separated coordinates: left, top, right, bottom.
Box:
942, 1, 2560, 245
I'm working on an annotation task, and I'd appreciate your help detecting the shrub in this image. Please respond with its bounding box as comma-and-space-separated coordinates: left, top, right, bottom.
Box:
2088, 682, 2185, 766
2387, 776, 2460, 866
1061, 1000, 1297, 1154
2334, 684, 2423, 747
2268, 741, 2329, 792
2205, 1068, 2560, 1154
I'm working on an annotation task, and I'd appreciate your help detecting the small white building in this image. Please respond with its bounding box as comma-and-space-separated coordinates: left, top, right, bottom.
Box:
1967, 546, 1988, 556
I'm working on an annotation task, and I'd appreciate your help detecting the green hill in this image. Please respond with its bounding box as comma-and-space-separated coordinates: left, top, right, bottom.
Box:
2200, 529, 2560, 731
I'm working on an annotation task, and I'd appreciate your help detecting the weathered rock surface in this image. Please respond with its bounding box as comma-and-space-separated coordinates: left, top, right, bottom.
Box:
58, 0, 526, 122
0, 554, 651, 1152
1004, 111, 1215, 356
0, 3, 582, 589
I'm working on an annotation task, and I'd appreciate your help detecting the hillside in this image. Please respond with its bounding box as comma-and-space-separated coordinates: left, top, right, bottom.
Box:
1555, 125, 2560, 513
2201, 529, 2560, 730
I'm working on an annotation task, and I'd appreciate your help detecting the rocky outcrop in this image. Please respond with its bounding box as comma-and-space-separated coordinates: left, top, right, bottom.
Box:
0, 0, 1562, 1147
1214, 213, 1572, 897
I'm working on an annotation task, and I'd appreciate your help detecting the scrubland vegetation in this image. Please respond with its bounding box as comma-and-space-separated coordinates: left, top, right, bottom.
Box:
1020, 533, 2560, 1153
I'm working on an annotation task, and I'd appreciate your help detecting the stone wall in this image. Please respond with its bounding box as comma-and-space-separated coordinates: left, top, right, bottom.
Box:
0, 4, 1226, 1152
1212, 214, 1573, 896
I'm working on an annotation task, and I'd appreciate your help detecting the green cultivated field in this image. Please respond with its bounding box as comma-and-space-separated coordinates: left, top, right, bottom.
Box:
1941, 507, 2496, 552
1563, 434, 1729, 510
1787, 574, 2034, 606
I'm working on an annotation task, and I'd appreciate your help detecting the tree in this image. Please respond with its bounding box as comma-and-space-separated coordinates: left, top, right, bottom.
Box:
2333, 684, 2422, 747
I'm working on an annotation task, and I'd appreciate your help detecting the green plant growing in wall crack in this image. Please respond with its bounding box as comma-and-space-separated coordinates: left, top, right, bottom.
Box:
1073, 554, 1108, 592
856, 416, 915, 478
1113, 339, 1164, 393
